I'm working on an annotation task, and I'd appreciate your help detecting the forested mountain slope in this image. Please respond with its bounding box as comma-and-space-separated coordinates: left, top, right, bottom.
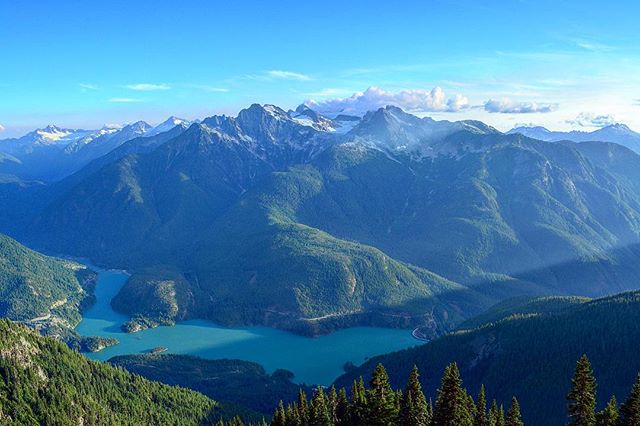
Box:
334, 291, 640, 425
0, 320, 219, 425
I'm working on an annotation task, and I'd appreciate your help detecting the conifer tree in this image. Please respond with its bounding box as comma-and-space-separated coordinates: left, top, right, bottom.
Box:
309, 387, 333, 426
433, 363, 473, 426
272, 401, 287, 426
475, 385, 488, 426
567, 355, 597, 426
328, 385, 338, 424
466, 392, 477, 421
595, 396, 618, 426
298, 389, 310, 424
350, 377, 368, 425
366, 364, 398, 425
335, 388, 350, 426
285, 403, 301, 426
399, 365, 430, 426
488, 400, 500, 426
505, 397, 524, 426
620, 374, 640, 426
498, 405, 506, 426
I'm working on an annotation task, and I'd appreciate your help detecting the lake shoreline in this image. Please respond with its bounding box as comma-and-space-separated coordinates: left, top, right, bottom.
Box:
74, 261, 419, 385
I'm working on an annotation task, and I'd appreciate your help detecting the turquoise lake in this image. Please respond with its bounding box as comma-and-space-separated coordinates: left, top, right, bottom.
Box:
75, 267, 421, 385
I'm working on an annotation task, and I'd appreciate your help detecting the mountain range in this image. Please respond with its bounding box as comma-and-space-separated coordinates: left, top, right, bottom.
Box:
3, 104, 640, 339
508, 123, 640, 153
0, 117, 190, 182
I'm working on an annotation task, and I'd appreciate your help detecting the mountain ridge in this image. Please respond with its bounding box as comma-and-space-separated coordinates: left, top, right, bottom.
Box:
7, 103, 640, 338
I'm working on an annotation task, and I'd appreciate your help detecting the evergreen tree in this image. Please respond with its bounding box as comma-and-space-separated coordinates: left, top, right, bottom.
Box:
497, 405, 505, 426
567, 355, 597, 426
272, 400, 286, 426
350, 377, 368, 425
366, 364, 398, 426
620, 374, 640, 426
595, 396, 618, 426
475, 385, 488, 426
466, 392, 477, 421
433, 363, 473, 426
328, 385, 338, 424
335, 388, 350, 426
505, 397, 523, 426
298, 389, 310, 424
309, 387, 333, 426
285, 403, 301, 426
398, 366, 430, 426
488, 400, 499, 426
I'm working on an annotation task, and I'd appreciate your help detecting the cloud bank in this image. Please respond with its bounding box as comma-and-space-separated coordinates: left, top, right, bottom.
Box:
484, 98, 557, 113
125, 83, 171, 91
305, 86, 469, 115
566, 112, 617, 128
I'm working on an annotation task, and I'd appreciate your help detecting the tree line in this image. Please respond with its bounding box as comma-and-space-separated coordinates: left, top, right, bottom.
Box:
215, 355, 640, 426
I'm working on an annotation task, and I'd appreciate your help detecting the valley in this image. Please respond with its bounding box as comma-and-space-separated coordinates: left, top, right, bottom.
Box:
75, 261, 419, 385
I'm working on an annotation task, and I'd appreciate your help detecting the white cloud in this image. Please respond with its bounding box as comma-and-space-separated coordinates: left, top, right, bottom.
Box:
573, 39, 614, 52
0, 124, 5, 132
266, 70, 312, 81
79, 83, 99, 91
108, 97, 143, 103
484, 98, 557, 114
305, 86, 469, 115
566, 112, 617, 128
186, 84, 229, 93
125, 83, 171, 91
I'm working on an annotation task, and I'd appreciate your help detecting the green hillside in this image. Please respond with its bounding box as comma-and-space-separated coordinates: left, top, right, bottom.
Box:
334, 290, 640, 425
0, 233, 117, 350
0, 320, 218, 425
109, 354, 310, 416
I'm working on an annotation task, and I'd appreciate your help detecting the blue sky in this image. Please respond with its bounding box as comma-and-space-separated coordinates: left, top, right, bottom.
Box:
1, 0, 639, 137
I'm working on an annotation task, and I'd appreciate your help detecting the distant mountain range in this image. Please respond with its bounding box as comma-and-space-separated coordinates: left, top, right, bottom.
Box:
0, 117, 190, 181
508, 123, 640, 153
3, 104, 640, 339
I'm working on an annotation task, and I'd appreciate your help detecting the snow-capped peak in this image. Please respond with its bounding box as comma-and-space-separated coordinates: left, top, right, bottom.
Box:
149, 116, 190, 136
34, 126, 77, 143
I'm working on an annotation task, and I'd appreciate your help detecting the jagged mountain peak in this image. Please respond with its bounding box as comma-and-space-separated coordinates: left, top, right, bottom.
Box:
124, 120, 152, 132
599, 123, 633, 133
239, 103, 290, 122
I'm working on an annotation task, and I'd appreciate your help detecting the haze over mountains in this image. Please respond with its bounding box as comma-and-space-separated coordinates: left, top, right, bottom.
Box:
0, 117, 190, 181
508, 123, 640, 153
3, 103, 640, 339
